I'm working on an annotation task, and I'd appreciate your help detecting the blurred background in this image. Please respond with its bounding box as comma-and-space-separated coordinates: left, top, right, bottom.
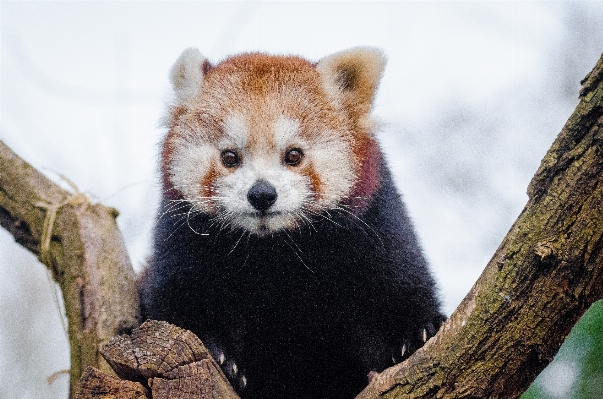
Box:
1, 2, 602, 398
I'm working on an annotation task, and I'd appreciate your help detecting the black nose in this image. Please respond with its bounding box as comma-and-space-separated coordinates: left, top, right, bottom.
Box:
247, 180, 277, 211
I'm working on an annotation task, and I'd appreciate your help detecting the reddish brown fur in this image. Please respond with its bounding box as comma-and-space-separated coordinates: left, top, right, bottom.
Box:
200, 53, 352, 158
303, 163, 323, 201
161, 129, 181, 199
163, 52, 383, 207
346, 136, 381, 212
201, 161, 218, 200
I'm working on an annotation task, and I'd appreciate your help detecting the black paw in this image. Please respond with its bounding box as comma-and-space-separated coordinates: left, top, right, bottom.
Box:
391, 315, 446, 364
391, 339, 412, 364
207, 343, 248, 392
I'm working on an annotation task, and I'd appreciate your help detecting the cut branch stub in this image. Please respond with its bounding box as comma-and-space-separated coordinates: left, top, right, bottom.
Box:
101, 320, 211, 381
96, 320, 240, 399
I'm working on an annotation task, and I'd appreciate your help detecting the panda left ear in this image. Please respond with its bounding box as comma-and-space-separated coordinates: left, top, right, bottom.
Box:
170, 48, 212, 103
316, 47, 386, 121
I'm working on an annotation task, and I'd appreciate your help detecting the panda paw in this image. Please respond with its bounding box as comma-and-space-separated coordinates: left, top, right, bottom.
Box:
209, 345, 248, 391
391, 315, 446, 364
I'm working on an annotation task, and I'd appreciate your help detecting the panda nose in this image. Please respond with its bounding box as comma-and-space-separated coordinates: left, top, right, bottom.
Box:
247, 180, 277, 211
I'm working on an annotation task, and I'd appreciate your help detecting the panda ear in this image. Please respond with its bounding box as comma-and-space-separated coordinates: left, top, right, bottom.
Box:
316, 47, 386, 121
170, 48, 212, 103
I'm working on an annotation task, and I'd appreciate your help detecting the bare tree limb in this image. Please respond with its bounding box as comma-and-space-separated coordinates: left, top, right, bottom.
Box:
0, 141, 140, 397
356, 53, 603, 399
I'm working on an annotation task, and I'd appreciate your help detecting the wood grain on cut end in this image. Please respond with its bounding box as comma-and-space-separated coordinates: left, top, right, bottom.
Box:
90, 320, 240, 399
101, 320, 211, 381
75, 367, 149, 399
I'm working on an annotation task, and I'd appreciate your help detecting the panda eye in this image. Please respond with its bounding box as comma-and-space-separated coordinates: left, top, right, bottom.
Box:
221, 150, 240, 168
285, 148, 303, 166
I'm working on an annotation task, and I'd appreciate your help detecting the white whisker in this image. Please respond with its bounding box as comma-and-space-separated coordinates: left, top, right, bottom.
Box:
228, 230, 248, 256
186, 206, 209, 235
333, 206, 384, 248
282, 234, 314, 274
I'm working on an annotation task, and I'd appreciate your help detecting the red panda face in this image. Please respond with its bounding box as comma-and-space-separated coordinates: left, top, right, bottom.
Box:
162, 49, 385, 235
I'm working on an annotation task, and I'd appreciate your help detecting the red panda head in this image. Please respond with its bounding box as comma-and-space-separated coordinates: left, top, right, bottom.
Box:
162, 47, 386, 235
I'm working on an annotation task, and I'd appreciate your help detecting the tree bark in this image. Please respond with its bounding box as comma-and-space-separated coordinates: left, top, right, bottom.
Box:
0, 141, 140, 397
355, 53, 603, 398
2, 53, 603, 398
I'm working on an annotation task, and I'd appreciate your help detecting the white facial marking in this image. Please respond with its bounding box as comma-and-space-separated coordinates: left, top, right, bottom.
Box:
273, 116, 300, 150
169, 134, 214, 201
169, 108, 356, 235
215, 158, 310, 234
306, 132, 354, 208
224, 114, 248, 148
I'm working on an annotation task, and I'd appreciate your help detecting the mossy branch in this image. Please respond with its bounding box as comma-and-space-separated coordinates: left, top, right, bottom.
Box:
356, 53, 603, 399
0, 141, 140, 397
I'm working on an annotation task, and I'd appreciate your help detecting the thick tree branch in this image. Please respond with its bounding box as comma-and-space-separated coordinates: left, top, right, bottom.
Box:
356, 53, 603, 399
0, 141, 140, 397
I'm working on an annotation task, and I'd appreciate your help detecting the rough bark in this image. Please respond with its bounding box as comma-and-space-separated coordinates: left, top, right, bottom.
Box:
0, 141, 140, 397
355, 53, 603, 399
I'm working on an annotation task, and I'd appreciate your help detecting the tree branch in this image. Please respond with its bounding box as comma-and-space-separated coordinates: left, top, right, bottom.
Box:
0, 141, 140, 397
356, 53, 603, 399
3, 51, 603, 398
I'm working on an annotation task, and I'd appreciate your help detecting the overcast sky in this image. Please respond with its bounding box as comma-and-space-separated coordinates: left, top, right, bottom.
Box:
2, 2, 603, 397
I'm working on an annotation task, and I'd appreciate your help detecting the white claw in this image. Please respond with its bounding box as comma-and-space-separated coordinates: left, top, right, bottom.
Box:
232, 363, 238, 375
401, 343, 407, 357
422, 328, 427, 343
392, 355, 396, 364
241, 375, 247, 388
218, 353, 225, 365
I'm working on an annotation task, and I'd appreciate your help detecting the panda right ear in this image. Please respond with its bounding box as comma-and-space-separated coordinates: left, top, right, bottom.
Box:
170, 48, 211, 103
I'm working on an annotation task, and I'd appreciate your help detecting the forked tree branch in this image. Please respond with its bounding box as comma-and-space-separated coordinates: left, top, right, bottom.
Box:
1, 53, 603, 399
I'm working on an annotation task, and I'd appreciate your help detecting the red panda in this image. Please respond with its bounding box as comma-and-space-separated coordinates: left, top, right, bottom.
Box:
138, 47, 445, 399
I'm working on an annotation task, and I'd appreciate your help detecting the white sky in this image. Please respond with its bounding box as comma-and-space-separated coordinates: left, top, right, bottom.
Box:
1, 2, 603, 397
